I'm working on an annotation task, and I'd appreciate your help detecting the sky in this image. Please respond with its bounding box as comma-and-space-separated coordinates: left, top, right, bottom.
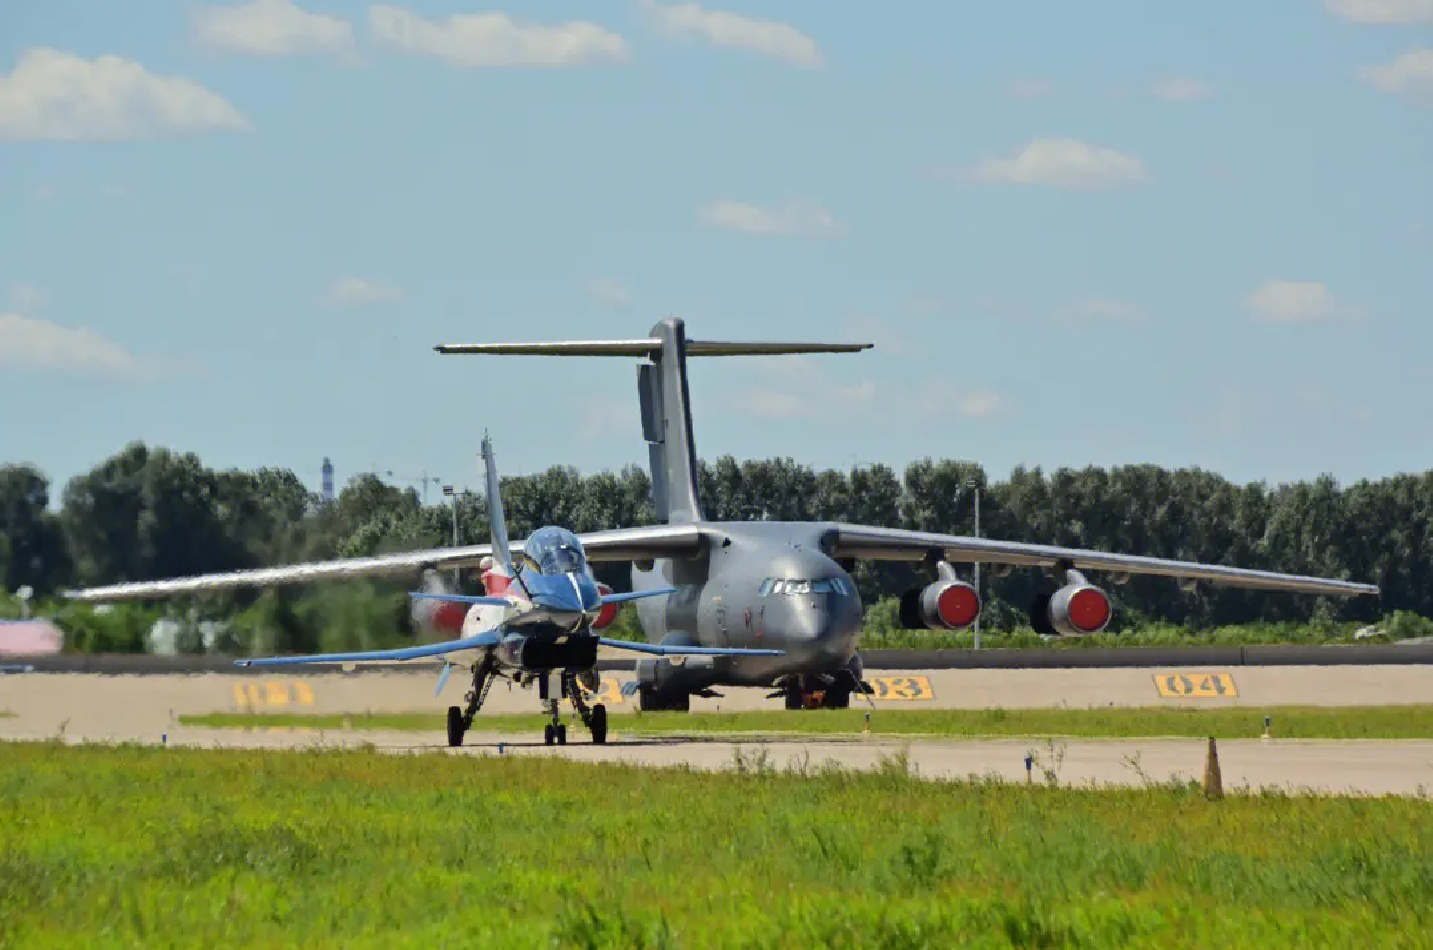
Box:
2, 0, 1431, 502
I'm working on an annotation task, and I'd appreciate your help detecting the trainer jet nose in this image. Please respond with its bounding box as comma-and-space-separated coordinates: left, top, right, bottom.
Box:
526, 571, 601, 625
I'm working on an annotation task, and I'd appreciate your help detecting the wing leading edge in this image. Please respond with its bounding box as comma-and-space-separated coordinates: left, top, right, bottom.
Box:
233, 630, 504, 667
62, 525, 707, 603
826, 524, 1378, 597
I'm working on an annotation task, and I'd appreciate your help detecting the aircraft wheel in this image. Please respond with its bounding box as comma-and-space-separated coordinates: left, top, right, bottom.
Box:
544, 724, 555, 746
556, 725, 567, 745
590, 704, 608, 744
784, 687, 803, 711
446, 706, 465, 747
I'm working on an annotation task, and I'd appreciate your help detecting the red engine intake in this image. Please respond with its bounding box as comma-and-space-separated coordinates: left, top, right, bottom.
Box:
1034, 583, 1112, 636
413, 597, 468, 638
899, 580, 982, 631
592, 583, 618, 630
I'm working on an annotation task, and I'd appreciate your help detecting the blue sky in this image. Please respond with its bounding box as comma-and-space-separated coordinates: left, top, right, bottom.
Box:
2, 0, 1431, 501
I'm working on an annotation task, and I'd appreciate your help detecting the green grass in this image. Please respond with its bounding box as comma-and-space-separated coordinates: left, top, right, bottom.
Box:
1, 743, 1430, 948
181, 705, 1433, 740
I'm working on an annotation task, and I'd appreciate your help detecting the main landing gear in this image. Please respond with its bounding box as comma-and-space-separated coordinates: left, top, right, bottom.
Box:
445, 664, 609, 747
447, 658, 496, 748
562, 670, 607, 745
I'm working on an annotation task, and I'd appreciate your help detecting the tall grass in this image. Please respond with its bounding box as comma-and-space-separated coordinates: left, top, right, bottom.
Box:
2, 743, 1430, 947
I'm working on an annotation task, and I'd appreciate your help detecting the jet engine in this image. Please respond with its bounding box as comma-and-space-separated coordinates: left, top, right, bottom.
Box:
899, 580, 982, 631
1029, 579, 1112, 637
410, 568, 469, 637
591, 583, 618, 630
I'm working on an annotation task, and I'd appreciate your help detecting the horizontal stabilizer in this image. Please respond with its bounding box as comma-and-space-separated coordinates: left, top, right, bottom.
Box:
409, 591, 510, 607
597, 637, 784, 657
435, 339, 872, 357
600, 587, 677, 605
234, 631, 502, 667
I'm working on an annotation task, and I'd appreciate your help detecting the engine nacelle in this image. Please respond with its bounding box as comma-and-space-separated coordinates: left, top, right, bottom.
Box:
899, 580, 982, 631
591, 583, 618, 630
1030, 583, 1112, 637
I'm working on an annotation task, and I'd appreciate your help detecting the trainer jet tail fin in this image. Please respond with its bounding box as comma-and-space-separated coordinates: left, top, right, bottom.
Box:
480, 432, 514, 574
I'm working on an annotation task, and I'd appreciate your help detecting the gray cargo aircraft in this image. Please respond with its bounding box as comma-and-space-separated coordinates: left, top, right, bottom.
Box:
65, 318, 1379, 713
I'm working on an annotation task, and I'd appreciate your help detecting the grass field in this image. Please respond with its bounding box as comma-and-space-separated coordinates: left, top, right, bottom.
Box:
2, 742, 1432, 948
182, 705, 1433, 740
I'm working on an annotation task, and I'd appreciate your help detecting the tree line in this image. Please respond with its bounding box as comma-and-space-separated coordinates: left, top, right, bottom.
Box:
2, 441, 1428, 653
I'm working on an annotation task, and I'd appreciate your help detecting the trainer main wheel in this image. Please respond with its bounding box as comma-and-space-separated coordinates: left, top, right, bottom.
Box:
556, 725, 567, 745
446, 706, 465, 747
544, 724, 555, 746
590, 704, 608, 744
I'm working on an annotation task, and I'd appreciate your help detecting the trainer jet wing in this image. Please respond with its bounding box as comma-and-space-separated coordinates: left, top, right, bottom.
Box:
60, 524, 705, 602
824, 524, 1379, 597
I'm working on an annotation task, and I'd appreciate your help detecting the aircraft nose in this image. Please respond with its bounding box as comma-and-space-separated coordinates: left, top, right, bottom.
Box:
788, 594, 859, 664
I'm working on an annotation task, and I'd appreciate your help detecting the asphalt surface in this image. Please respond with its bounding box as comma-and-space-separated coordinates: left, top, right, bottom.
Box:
4, 665, 1433, 796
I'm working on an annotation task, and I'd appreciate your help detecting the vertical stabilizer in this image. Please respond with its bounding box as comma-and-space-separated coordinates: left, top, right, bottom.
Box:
480, 432, 514, 571
434, 322, 871, 527
639, 319, 705, 524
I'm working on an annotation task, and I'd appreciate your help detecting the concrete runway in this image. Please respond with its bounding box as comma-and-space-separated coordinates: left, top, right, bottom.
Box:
6, 723, 1433, 797
4, 665, 1433, 796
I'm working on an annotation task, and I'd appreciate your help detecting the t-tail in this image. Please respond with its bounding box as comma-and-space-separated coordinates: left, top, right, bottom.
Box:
436, 319, 872, 525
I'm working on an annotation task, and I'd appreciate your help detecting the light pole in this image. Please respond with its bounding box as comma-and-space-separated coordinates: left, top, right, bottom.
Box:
972, 484, 982, 650
442, 484, 459, 580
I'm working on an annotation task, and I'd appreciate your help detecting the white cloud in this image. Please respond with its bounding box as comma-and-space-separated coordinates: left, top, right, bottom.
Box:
1006, 78, 1055, 99
326, 277, 401, 306
1244, 279, 1362, 324
367, 5, 629, 67
0, 312, 149, 379
919, 381, 1004, 419
8, 283, 47, 312
973, 139, 1148, 189
1360, 48, 1433, 101
1071, 298, 1145, 322
726, 355, 876, 419
698, 198, 843, 236
0, 48, 249, 142
638, 0, 821, 68
192, 0, 355, 58
1150, 76, 1214, 101
1326, 0, 1433, 23
589, 278, 630, 306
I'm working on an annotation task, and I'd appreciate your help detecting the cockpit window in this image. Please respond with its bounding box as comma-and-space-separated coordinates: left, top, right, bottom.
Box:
523, 526, 587, 575
767, 577, 845, 596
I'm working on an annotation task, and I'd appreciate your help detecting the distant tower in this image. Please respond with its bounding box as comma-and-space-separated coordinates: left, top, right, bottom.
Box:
321, 457, 335, 503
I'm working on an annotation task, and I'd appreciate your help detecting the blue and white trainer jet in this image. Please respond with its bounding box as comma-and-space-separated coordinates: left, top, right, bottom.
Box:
229, 435, 784, 746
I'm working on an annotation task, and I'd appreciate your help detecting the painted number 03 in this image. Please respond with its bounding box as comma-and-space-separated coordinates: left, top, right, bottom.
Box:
868, 676, 935, 701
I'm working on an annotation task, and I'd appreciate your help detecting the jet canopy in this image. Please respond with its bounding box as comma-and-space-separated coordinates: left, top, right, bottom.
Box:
523, 526, 587, 575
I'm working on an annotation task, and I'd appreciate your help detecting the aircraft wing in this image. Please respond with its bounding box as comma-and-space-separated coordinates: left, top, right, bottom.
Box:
234, 630, 504, 668
597, 638, 784, 657
824, 524, 1379, 597
61, 525, 706, 603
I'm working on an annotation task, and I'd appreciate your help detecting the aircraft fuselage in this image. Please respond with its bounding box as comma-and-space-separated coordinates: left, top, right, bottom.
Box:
629, 521, 863, 691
